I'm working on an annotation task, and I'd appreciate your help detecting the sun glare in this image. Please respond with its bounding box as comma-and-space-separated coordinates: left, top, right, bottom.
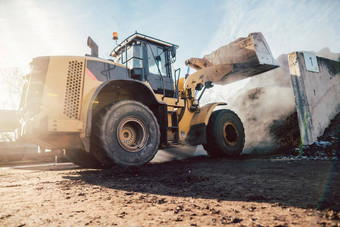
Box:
0, 68, 25, 110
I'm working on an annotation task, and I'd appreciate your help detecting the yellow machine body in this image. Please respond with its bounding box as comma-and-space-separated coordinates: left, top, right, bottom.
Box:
17, 32, 278, 159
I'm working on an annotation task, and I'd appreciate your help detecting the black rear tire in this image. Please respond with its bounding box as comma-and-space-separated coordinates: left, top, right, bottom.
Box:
203, 109, 245, 157
91, 100, 160, 166
64, 149, 106, 168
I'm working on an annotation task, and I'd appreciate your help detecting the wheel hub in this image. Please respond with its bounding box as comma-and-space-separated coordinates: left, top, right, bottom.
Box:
117, 116, 148, 152
223, 121, 238, 146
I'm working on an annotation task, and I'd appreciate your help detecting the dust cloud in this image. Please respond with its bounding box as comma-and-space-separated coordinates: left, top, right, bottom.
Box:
226, 54, 296, 154
316, 47, 340, 61
201, 48, 340, 155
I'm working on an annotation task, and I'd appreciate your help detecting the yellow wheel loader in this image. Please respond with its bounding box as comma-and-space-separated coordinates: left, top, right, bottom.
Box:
16, 32, 278, 167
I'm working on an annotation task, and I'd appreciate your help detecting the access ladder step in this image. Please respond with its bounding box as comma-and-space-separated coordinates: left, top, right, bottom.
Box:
167, 110, 179, 143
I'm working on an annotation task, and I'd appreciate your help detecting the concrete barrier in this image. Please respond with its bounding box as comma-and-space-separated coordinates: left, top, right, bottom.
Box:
288, 52, 340, 145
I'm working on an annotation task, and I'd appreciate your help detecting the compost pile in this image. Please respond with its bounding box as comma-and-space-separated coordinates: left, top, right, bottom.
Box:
269, 111, 301, 154
275, 112, 339, 161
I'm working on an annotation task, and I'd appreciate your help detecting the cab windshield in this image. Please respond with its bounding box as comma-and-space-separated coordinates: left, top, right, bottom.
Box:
114, 39, 175, 80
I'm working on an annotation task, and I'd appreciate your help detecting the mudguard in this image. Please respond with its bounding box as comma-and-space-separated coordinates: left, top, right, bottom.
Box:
185, 102, 227, 145
81, 79, 165, 152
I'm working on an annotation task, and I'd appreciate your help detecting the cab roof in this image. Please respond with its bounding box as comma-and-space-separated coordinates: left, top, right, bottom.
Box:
111, 32, 178, 56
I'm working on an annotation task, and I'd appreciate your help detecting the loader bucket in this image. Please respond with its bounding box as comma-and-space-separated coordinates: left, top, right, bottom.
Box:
186, 32, 279, 85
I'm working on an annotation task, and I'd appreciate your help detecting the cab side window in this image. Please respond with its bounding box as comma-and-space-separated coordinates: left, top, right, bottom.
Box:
147, 45, 166, 76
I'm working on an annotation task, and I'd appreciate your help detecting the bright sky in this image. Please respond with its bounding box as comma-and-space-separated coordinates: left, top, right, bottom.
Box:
0, 0, 339, 108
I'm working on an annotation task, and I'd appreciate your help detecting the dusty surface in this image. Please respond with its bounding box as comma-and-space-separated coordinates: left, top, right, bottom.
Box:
0, 157, 339, 226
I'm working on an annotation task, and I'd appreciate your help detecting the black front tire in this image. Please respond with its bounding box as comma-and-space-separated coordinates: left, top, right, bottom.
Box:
92, 100, 160, 166
204, 109, 245, 157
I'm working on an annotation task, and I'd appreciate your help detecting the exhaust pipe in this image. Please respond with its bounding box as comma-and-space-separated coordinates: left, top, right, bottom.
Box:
87, 36, 98, 57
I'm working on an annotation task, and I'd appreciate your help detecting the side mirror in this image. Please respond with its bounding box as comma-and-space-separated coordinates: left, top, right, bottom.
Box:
171, 45, 176, 58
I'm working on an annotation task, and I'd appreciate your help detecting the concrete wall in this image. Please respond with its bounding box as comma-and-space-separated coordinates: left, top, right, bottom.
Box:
288, 52, 340, 145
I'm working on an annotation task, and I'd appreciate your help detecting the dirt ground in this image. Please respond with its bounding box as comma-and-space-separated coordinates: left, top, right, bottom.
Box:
0, 157, 339, 227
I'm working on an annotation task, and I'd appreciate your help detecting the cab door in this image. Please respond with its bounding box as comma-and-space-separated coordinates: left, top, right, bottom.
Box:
144, 44, 174, 97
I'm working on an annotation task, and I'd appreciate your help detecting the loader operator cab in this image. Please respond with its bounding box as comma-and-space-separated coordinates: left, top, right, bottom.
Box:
111, 32, 179, 98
